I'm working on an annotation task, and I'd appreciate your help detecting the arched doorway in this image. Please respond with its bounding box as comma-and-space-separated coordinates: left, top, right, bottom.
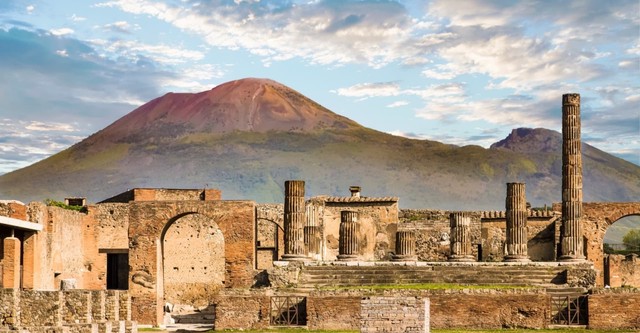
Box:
162, 213, 225, 322
603, 214, 640, 287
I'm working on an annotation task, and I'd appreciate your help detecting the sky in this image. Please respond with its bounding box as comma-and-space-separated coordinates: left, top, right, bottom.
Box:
0, 0, 638, 174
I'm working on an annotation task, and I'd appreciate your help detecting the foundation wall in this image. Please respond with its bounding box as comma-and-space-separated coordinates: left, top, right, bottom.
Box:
588, 289, 640, 330
360, 296, 429, 333
0, 288, 136, 333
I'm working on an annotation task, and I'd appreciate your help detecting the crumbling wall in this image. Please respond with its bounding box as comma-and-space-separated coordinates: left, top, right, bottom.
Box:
256, 204, 284, 268
0, 288, 136, 333
213, 291, 270, 330
360, 296, 429, 333
316, 200, 398, 261
307, 295, 360, 330
400, 209, 480, 261
23, 203, 104, 290
588, 288, 640, 330
607, 254, 640, 287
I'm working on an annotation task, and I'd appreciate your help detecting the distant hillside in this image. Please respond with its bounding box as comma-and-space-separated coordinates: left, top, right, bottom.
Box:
0, 78, 639, 209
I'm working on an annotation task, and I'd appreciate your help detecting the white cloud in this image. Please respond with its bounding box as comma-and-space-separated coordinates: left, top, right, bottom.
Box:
91, 39, 204, 64
26, 5, 35, 14
334, 82, 401, 99
70, 14, 86, 22
55, 49, 68, 57
50, 28, 74, 36
387, 101, 409, 108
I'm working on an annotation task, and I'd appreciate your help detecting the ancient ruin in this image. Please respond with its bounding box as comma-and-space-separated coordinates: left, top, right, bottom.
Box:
1, 94, 639, 332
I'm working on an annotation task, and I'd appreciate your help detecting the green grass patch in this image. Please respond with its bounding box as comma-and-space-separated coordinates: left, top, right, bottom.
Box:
319, 283, 537, 291
431, 328, 637, 333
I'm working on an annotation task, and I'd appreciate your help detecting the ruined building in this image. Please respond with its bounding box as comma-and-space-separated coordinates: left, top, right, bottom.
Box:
0, 94, 639, 332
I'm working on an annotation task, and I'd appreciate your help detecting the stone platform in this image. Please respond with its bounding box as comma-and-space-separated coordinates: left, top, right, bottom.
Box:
271, 260, 595, 289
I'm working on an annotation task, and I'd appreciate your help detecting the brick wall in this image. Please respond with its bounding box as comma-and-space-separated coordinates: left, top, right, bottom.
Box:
213, 294, 270, 330
307, 296, 361, 330
360, 296, 429, 333
588, 289, 640, 330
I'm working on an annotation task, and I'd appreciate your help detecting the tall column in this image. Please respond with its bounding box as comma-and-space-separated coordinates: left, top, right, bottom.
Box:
392, 231, 417, 261
3, 236, 21, 289
449, 212, 475, 262
282, 180, 308, 261
504, 182, 530, 262
559, 93, 586, 261
337, 211, 360, 261
22, 231, 42, 289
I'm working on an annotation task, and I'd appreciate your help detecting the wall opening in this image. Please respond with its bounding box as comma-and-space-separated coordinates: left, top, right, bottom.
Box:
106, 252, 129, 290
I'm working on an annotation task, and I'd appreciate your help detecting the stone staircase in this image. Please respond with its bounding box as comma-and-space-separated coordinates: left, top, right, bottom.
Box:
297, 263, 570, 288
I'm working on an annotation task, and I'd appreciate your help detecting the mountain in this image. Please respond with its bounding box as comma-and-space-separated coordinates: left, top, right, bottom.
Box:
0, 78, 639, 209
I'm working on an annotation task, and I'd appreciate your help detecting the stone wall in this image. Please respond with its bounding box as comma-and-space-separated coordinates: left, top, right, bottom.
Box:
306, 296, 361, 330
312, 199, 399, 261
0, 288, 136, 333
588, 289, 640, 330
606, 254, 640, 287
360, 296, 429, 333
213, 291, 270, 330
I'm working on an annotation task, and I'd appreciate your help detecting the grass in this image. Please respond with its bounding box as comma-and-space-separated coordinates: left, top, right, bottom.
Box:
319, 283, 538, 291
202, 329, 638, 333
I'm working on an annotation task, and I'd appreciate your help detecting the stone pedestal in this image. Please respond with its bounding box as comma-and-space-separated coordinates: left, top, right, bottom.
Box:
3, 236, 21, 289
282, 180, 309, 261
449, 212, 475, 262
337, 211, 360, 261
504, 182, 530, 262
559, 93, 586, 261
392, 231, 417, 261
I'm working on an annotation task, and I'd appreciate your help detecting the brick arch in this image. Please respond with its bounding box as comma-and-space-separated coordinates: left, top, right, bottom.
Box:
582, 202, 640, 287
127, 200, 255, 326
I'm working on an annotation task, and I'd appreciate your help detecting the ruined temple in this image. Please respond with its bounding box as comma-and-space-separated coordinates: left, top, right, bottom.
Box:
0, 94, 639, 332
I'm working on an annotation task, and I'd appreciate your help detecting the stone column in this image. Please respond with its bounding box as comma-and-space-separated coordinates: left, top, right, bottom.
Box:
504, 182, 530, 262
559, 93, 586, 261
2, 236, 21, 289
392, 231, 417, 261
22, 231, 42, 289
337, 211, 360, 261
449, 212, 475, 262
282, 180, 308, 261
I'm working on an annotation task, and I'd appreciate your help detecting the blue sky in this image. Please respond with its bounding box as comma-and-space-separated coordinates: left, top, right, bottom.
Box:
0, 0, 638, 174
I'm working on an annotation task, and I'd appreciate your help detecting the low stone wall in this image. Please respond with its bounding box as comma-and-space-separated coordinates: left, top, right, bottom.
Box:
588, 288, 640, 330
0, 288, 136, 333
307, 296, 360, 330
360, 296, 429, 333
212, 291, 270, 330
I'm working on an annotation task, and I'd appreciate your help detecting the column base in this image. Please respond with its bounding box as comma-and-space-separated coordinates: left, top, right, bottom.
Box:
448, 255, 476, 262
503, 255, 530, 262
391, 254, 417, 262
337, 254, 359, 261
281, 254, 310, 261
557, 255, 586, 262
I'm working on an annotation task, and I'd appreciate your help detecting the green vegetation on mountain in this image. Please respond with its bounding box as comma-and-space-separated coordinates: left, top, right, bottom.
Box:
0, 78, 638, 210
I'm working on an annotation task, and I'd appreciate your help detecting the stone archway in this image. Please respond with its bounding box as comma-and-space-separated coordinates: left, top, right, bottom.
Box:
582, 202, 640, 286
127, 200, 255, 326
162, 213, 225, 313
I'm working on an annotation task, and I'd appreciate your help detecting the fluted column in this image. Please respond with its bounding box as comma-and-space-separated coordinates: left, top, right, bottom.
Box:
392, 231, 417, 261
337, 211, 360, 261
504, 182, 530, 262
449, 212, 475, 262
282, 180, 308, 261
559, 93, 586, 261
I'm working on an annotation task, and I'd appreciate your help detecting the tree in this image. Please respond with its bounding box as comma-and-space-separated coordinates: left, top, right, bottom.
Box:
622, 229, 640, 251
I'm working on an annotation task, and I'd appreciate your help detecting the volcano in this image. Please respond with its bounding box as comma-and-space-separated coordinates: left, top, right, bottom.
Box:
0, 78, 638, 209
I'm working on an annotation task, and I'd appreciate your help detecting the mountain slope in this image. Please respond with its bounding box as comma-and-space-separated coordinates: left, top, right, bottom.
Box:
0, 78, 638, 209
